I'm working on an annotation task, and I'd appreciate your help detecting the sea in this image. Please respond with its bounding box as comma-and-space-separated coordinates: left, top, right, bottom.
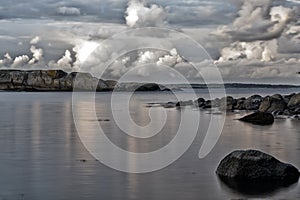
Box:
0, 87, 299, 200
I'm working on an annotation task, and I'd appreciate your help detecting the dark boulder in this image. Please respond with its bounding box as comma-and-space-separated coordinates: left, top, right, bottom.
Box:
203, 100, 212, 109
244, 95, 262, 110
217, 150, 300, 195
104, 80, 118, 91
194, 98, 205, 107
220, 96, 237, 111
288, 93, 300, 108
259, 95, 287, 113
114, 82, 167, 92
216, 150, 300, 182
137, 83, 160, 91
239, 112, 274, 125
212, 98, 221, 108
284, 93, 295, 104
234, 97, 246, 110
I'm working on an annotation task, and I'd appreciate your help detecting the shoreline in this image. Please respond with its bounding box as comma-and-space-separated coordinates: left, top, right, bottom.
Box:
156, 93, 300, 119
0, 70, 299, 92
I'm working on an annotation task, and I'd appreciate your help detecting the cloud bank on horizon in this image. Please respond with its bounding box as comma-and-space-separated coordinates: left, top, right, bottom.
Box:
0, 0, 299, 83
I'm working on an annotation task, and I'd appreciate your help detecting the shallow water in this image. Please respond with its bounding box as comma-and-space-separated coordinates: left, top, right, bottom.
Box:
0, 89, 299, 200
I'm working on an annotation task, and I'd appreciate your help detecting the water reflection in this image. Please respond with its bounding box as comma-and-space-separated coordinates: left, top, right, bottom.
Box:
218, 176, 299, 197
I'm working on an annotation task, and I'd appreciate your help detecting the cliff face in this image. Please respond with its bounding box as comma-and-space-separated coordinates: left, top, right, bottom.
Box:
0, 70, 111, 91
0, 70, 164, 92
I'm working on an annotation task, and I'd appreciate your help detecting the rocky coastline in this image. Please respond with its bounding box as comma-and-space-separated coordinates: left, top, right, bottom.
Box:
173, 93, 300, 120
0, 70, 168, 92
1, 70, 299, 119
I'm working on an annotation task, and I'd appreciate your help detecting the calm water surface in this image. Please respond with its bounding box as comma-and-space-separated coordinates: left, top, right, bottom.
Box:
0, 89, 299, 200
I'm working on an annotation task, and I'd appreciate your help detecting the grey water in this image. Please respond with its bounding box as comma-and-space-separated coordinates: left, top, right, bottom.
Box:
0, 88, 299, 200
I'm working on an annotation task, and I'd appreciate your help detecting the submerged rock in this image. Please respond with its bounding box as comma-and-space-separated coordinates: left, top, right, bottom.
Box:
216, 150, 300, 182
239, 112, 274, 125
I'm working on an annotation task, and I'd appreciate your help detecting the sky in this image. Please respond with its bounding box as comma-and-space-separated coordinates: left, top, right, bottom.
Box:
0, 0, 299, 83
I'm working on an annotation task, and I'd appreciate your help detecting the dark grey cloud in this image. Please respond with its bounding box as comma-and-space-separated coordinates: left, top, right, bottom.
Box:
0, 0, 239, 26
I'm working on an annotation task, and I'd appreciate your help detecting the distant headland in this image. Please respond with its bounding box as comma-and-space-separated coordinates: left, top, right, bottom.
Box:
0, 70, 169, 92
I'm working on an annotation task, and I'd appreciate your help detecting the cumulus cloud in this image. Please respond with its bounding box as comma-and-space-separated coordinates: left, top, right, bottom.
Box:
215, 0, 295, 42
217, 40, 278, 62
57, 6, 81, 16
157, 48, 183, 67
215, 0, 300, 62
56, 50, 74, 69
125, 0, 167, 28
11, 55, 30, 68
106, 48, 185, 78
29, 46, 43, 64
30, 36, 40, 45
211, 0, 300, 83
215, 58, 300, 82
0, 53, 13, 67
0, 42, 45, 68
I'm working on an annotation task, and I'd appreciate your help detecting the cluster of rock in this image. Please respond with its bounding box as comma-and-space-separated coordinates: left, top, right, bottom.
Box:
176, 93, 300, 118
195, 94, 299, 115
0, 70, 166, 92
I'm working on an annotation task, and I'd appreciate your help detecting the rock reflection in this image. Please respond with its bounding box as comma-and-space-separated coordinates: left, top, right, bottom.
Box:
218, 176, 299, 197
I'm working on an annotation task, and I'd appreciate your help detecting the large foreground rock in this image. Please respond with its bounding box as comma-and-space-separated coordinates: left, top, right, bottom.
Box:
216, 150, 300, 182
239, 112, 274, 125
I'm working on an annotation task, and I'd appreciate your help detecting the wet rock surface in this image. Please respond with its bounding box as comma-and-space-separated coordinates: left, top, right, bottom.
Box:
239, 112, 275, 125
259, 95, 287, 113
217, 150, 300, 182
157, 92, 300, 120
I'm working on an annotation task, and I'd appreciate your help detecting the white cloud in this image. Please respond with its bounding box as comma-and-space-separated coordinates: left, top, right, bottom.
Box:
57, 6, 81, 16
73, 40, 99, 66
57, 50, 73, 69
28, 45, 43, 64
125, 0, 167, 28
0, 53, 13, 67
209, 0, 300, 83
30, 36, 40, 45
215, 1, 295, 42
157, 48, 183, 67
217, 40, 278, 62
11, 55, 30, 68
